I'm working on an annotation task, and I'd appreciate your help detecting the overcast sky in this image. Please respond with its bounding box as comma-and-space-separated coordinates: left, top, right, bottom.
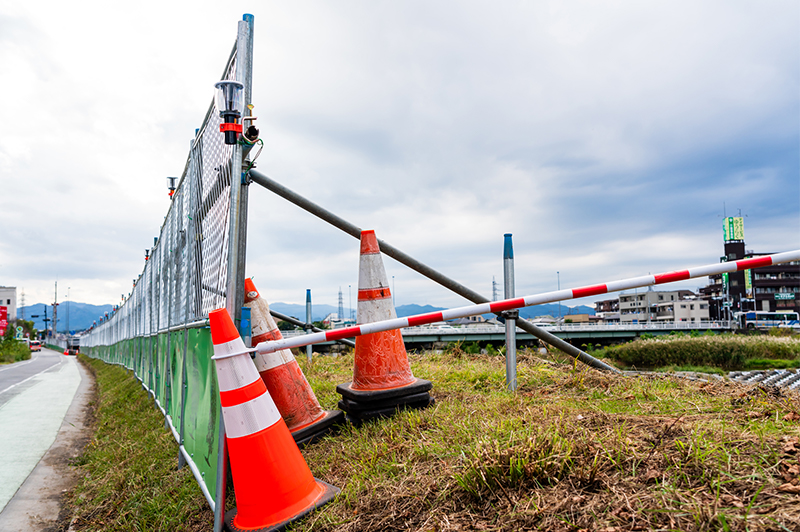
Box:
1, 1, 798, 314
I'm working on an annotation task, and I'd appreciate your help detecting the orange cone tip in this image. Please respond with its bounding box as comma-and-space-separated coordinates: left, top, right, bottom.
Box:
209, 308, 242, 345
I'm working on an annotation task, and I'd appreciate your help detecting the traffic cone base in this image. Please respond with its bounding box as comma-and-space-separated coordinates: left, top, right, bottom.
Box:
225, 481, 339, 532
292, 409, 346, 448
338, 391, 432, 413
336, 377, 432, 402
341, 396, 436, 426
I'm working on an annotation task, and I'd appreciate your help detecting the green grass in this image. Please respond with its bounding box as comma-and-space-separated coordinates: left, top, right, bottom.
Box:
67, 347, 800, 531
604, 333, 800, 370
67, 357, 213, 531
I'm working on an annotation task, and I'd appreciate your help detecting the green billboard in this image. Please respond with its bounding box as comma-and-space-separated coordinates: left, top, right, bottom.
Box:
723, 217, 745, 242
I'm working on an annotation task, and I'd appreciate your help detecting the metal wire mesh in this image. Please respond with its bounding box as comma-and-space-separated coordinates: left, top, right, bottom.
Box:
81, 52, 239, 347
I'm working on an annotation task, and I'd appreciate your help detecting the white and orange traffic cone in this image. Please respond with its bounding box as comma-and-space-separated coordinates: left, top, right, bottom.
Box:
336, 230, 433, 423
209, 308, 339, 531
244, 278, 344, 446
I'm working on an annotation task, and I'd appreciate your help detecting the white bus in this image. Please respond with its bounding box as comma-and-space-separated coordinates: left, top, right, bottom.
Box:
736, 311, 800, 331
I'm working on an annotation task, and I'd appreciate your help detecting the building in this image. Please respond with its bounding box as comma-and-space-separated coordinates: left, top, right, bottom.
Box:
619, 289, 695, 323
700, 217, 800, 318
745, 253, 800, 314
655, 298, 710, 323
0, 286, 16, 322
594, 298, 620, 323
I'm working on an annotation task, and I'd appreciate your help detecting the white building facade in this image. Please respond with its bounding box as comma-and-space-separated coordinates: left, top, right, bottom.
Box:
0, 286, 16, 322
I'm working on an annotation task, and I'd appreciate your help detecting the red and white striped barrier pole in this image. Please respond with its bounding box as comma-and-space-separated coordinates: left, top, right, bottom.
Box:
238, 249, 800, 357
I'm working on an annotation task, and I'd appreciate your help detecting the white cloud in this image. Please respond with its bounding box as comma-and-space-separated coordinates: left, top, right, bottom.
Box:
0, 1, 797, 314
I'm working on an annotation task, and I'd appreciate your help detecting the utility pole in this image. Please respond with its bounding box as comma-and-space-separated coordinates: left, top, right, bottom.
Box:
53, 281, 58, 337
557, 272, 561, 322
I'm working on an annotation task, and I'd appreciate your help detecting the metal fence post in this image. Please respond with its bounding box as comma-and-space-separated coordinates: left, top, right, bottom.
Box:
216, 13, 254, 532
503, 234, 517, 392
306, 289, 313, 364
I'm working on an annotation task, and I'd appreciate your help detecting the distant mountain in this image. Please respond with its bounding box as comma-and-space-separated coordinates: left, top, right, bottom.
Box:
269, 302, 351, 323
519, 303, 595, 320
19, 303, 114, 334
396, 303, 595, 321
395, 304, 447, 317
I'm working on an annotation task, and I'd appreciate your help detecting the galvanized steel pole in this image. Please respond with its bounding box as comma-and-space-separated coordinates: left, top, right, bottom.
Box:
216, 14, 254, 532
503, 234, 517, 391
306, 289, 313, 364
247, 169, 618, 373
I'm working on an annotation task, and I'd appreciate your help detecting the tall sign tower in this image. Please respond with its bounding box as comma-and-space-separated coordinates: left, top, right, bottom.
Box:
722, 217, 747, 314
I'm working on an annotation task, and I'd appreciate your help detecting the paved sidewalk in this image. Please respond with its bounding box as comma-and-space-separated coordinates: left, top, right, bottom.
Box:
0, 355, 94, 531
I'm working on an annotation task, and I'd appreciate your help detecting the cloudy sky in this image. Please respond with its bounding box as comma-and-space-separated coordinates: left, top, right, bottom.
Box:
1, 1, 798, 314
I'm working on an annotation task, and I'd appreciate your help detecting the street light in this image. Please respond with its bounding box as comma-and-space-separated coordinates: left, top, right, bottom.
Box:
214, 80, 244, 145
167, 177, 177, 198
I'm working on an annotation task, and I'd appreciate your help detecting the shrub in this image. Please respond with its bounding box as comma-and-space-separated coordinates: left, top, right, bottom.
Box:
0, 337, 31, 364
605, 334, 800, 370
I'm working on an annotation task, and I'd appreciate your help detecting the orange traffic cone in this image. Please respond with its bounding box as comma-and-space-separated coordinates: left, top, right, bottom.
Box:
209, 308, 339, 531
244, 278, 344, 446
336, 230, 433, 423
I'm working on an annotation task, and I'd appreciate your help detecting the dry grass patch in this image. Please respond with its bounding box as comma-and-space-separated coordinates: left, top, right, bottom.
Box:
295, 349, 800, 532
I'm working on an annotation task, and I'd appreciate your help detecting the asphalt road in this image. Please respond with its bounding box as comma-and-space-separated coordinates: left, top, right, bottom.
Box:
0, 348, 83, 516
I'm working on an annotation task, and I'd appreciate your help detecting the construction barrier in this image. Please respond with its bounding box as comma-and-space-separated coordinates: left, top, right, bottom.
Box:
255, 249, 800, 355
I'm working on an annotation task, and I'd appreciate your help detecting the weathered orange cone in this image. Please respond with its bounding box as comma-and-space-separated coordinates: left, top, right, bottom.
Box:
244, 278, 344, 446
209, 308, 339, 531
336, 230, 433, 422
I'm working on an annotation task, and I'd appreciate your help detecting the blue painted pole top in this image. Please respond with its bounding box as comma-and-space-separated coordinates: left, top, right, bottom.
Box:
503, 233, 514, 259
306, 289, 311, 302
243, 14, 254, 22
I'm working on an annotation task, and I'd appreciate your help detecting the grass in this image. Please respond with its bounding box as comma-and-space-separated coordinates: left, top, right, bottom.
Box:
67, 357, 213, 531
66, 347, 800, 531
603, 333, 800, 370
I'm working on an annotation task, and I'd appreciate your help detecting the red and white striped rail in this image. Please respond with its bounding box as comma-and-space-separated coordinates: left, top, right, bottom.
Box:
250, 249, 800, 356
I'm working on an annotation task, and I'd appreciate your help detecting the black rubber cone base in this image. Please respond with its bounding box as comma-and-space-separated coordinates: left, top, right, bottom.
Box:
342, 395, 435, 425
338, 392, 432, 414
291, 409, 345, 448
336, 377, 432, 402
224, 479, 340, 532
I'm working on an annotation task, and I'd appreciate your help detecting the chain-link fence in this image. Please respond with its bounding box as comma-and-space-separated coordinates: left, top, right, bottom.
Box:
78, 16, 253, 525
